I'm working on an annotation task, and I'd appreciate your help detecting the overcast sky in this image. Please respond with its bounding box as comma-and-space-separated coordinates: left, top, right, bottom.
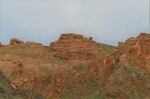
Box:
0, 0, 149, 45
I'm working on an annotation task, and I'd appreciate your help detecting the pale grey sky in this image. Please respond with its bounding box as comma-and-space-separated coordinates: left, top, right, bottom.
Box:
0, 0, 149, 45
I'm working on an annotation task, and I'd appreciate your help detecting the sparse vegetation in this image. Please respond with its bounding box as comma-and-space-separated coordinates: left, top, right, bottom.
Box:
0, 71, 12, 99
96, 43, 116, 54
0, 33, 149, 98
77, 62, 91, 70
40, 66, 53, 83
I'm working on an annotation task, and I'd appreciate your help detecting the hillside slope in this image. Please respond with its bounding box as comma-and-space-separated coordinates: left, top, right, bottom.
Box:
0, 33, 149, 99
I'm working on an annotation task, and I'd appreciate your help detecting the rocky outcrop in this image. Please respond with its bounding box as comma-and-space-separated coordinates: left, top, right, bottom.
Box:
0, 42, 3, 47
103, 33, 150, 70
10, 38, 24, 45
49, 33, 105, 64
88, 33, 150, 80
116, 33, 150, 71
0, 32, 149, 99
101, 33, 150, 98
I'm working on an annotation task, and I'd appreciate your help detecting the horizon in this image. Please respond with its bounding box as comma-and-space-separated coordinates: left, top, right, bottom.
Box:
0, 0, 149, 45
0, 32, 149, 46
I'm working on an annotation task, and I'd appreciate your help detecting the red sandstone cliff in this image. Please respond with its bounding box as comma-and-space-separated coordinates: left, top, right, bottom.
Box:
49, 33, 106, 64
10, 38, 24, 45
0, 33, 149, 99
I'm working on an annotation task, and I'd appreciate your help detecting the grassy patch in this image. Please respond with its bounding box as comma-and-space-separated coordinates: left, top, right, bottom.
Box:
85, 86, 105, 99
40, 66, 53, 83
0, 71, 12, 99
62, 84, 105, 99
77, 62, 91, 70
96, 43, 115, 54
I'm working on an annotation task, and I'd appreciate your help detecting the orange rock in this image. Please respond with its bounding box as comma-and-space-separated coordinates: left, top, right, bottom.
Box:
108, 33, 150, 72
10, 38, 24, 45
49, 33, 104, 64
88, 33, 150, 81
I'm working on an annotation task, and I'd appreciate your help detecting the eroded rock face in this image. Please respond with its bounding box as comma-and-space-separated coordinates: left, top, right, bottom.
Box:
49, 33, 104, 64
88, 33, 150, 80
118, 33, 150, 70
10, 38, 24, 45
105, 33, 150, 72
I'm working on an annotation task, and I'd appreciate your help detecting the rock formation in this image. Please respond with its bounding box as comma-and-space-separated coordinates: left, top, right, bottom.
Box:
49, 33, 104, 64
88, 33, 150, 80
0, 42, 3, 47
0, 32, 149, 99
103, 33, 150, 98
117, 33, 150, 71
10, 38, 24, 45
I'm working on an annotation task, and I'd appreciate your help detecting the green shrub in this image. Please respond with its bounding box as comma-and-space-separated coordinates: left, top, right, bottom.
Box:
0, 71, 12, 99
77, 62, 90, 70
